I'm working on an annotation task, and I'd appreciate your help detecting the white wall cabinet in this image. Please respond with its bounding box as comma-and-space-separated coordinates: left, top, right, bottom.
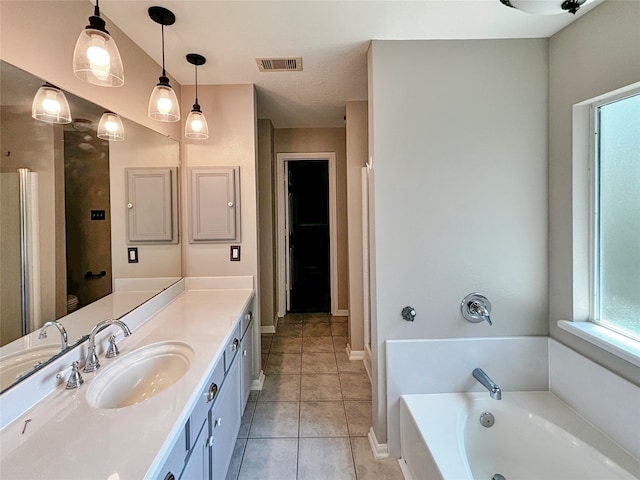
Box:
126, 167, 177, 243
190, 167, 240, 243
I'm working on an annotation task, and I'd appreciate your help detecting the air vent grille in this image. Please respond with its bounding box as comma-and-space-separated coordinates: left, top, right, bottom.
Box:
256, 57, 302, 72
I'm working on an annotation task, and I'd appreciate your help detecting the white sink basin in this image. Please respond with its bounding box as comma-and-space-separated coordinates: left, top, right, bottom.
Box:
86, 341, 194, 409
0, 345, 62, 391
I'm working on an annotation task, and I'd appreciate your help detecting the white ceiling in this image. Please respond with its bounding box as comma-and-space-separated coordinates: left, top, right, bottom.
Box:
101, 0, 602, 128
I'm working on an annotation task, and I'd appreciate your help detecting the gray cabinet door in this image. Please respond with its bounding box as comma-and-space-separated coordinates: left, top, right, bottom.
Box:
126, 167, 176, 243
190, 167, 239, 242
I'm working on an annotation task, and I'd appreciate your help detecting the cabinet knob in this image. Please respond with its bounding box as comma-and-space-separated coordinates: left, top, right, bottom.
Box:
232, 338, 239, 351
163, 474, 175, 480
245, 311, 253, 321
207, 382, 218, 402
127, 203, 133, 209
228, 201, 234, 207
243, 349, 247, 357
214, 417, 222, 428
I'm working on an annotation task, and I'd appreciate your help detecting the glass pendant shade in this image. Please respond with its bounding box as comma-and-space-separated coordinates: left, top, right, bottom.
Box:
97, 112, 124, 141
32, 84, 72, 124
73, 28, 124, 86
185, 107, 209, 139
148, 79, 180, 122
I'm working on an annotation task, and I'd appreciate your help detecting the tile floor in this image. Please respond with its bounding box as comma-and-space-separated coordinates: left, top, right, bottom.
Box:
225, 312, 404, 480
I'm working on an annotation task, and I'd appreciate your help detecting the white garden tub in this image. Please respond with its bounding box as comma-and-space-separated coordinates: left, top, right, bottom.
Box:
399, 391, 640, 480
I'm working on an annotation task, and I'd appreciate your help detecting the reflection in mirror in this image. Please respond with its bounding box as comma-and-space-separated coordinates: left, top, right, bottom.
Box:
0, 60, 181, 393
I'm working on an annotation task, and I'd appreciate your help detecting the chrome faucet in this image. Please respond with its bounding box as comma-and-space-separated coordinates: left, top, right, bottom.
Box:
472, 368, 502, 400
38, 321, 69, 350
84, 319, 131, 373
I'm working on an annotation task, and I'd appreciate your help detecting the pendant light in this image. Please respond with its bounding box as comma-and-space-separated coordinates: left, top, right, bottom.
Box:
148, 6, 180, 122
32, 83, 72, 124
73, 0, 124, 87
499, 0, 589, 15
185, 54, 209, 139
97, 112, 125, 141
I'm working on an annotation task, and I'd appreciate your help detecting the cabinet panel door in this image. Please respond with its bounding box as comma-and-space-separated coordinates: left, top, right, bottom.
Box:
126, 167, 176, 242
180, 419, 209, 480
190, 167, 239, 242
241, 317, 254, 407
211, 359, 241, 479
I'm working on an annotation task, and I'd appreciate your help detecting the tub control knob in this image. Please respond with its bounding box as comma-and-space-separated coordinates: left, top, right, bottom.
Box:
401, 306, 416, 322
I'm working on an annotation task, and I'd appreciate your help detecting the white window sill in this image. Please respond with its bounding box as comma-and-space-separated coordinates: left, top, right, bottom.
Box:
558, 320, 640, 367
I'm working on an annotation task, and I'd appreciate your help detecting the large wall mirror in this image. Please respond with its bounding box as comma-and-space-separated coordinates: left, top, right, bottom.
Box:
0, 60, 181, 393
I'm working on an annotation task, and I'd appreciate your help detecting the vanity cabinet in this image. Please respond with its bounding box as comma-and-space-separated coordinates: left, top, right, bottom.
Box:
155, 303, 252, 480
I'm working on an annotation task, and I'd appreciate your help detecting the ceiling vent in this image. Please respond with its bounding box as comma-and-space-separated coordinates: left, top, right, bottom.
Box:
256, 57, 302, 72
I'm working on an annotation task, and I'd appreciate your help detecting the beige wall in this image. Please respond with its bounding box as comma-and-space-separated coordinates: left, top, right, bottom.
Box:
368, 38, 548, 446
345, 102, 369, 352
274, 128, 349, 313
258, 119, 277, 328
548, 0, 640, 384
181, 84, 259, 283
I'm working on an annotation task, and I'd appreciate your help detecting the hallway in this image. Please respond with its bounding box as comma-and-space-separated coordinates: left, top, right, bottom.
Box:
226, 313, 403, 480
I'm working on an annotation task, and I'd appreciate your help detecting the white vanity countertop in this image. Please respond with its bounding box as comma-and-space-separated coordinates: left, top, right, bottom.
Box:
0, 287, 254, 480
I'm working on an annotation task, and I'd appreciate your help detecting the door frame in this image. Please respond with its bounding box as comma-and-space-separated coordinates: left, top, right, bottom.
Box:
276, 152, 338, 317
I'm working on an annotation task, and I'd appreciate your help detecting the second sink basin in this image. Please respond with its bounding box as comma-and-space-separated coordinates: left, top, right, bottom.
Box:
86, 341, 194, 409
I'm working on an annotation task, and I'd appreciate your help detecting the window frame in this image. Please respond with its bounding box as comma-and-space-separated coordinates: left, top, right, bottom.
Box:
588, 88, 640, 341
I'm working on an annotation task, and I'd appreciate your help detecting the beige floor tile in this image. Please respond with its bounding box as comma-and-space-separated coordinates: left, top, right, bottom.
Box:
350, 436, 404, 480
336, 350, 367, 374
248, 390, 259, 402
261, 353, 268, 370
303, 322, 332, 336
265, 353, 301, 374
225, 438, 247, 480
275, 323, 303, 337
270, 336, 303, 354
238, 438, 298, 480
259, 374, 301, 402
249, 402, 299, 438
304, 312, 330, 323
298, 438, 356, 480
302, 336, 334, 353
331, 322, 349, 337
332, 336, 348, 352
279, 313, 304, 324
238, 401, 256, 438
302, 352, 338, 374
261, 335, 273, 353
344, 401, 372, 437
330, 315, 349, 323
300, 374, 342, 401
339, 373, 372, 400
299, 401, 348, 437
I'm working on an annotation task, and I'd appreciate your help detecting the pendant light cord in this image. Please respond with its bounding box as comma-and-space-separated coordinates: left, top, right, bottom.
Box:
161, 24, 166, 77
194, 63, 199, 105
94, 0, 100, 17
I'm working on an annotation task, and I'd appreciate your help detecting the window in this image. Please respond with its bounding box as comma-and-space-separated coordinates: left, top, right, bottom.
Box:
592, 92, 640, 341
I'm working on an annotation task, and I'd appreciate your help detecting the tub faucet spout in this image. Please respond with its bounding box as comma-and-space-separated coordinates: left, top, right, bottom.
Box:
473, 368, 501, 400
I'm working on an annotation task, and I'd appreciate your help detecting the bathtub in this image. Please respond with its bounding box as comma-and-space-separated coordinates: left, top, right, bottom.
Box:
399, 391, 640, 480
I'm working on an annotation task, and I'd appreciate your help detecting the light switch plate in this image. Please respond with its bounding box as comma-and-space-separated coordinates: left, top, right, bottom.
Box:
230, 245, 241, 261
128, 247, 138, 263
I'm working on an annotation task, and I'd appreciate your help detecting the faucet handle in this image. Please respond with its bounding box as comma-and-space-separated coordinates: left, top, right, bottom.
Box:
66, 361, 84, 389
105, 335, 120, 358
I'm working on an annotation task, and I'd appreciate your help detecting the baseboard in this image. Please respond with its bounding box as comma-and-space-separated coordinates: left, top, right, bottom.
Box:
251, 371, 265, 390
345, 344, 365, 361
261, 325, 276, 334
368, 428, 390, 459
334, 309, 349, 317
398, 458, 413, 480
363, 344, 372, 383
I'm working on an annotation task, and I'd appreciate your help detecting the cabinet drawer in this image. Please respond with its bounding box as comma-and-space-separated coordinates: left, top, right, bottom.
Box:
156, 423, 188, 480
189, 357, 224, 448
224, 323, 242, 373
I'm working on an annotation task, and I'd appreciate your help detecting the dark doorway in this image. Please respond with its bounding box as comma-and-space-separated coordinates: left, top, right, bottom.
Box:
287, 160, 330, 312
